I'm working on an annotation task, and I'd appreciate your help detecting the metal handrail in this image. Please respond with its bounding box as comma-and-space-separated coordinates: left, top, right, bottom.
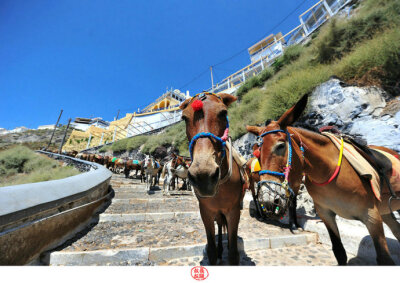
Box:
207, 0, 351, 94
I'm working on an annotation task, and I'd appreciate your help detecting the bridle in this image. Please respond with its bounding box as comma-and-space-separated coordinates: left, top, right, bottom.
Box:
257, 129, 295, 197
186, 92, 232, 185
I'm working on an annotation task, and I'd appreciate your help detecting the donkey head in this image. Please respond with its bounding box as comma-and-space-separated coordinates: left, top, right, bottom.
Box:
246, 94, 308, 212
180, 93, 236, 197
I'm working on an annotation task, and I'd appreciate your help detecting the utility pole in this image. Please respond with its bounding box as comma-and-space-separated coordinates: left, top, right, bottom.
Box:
46, 109, 63, 151
86, 133, 92, 149
116, 109, 120, 121
58, 118, 71, 154
210, 66, 214, 90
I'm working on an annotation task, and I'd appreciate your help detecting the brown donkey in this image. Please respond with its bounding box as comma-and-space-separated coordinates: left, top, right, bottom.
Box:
180, 92, 246, 265
246, 94, 400, 265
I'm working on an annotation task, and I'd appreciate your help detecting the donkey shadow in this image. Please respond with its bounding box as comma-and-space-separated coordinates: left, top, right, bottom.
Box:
199, 235, 256, 266
347, 236, 400, 265
146, 185, 161, 195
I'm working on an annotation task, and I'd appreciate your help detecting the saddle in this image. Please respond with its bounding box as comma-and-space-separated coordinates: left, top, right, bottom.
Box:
320, 127, 396, 200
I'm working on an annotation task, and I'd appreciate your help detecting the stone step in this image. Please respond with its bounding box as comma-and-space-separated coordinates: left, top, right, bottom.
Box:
160, 243, 340, 266
47, 209, 317, 254
113, 189, 194, 200
48, 233, 318, 266
107, 198, 198, 214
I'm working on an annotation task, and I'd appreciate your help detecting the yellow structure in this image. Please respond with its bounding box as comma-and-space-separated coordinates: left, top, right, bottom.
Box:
142, 90, 185, 112
247, 32, 284, 59
62, 90, 187, 152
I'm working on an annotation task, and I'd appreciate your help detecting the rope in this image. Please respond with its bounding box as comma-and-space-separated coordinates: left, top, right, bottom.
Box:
309, 137, 344, 186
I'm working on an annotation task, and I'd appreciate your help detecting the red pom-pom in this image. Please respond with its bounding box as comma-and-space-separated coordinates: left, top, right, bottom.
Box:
191, 99, 203, 111
253, 148, 260, 159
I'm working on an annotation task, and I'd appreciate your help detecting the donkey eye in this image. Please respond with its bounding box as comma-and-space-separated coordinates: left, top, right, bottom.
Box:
274, 142, 286, 156
218, 110, 227, 119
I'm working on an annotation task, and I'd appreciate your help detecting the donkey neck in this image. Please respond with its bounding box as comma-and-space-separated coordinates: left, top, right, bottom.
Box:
289, 127, 340, 184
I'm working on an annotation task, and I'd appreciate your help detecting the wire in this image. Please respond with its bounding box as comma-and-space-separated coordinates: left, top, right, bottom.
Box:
176, 0, 310, 91
213, 0, 309, 68
178, 68, 210, 90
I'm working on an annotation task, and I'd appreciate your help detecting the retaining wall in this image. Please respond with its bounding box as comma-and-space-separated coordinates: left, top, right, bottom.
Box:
0, 151, 112, 265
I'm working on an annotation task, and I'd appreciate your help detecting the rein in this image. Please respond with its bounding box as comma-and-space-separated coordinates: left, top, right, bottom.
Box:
308, 135, 344, 186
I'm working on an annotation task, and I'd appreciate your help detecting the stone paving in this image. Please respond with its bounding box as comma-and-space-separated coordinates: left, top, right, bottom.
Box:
47, 174, 371, 266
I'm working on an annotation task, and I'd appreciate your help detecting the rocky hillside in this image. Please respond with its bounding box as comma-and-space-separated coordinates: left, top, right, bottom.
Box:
234, 77, 400, 159
0, 127, 74, 152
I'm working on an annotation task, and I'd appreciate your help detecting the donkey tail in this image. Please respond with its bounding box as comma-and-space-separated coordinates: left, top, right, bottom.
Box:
161, 164, 167, 179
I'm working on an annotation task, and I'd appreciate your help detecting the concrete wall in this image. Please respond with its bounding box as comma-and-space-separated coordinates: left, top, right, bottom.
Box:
0, 151, 112, 265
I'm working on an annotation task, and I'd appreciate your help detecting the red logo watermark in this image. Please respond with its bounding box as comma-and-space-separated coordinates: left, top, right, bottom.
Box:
191, 266, 209, 281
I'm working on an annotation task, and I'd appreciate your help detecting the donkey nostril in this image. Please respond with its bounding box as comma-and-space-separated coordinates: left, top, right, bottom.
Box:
211, 167, 220, 181
188, 171, 196, 183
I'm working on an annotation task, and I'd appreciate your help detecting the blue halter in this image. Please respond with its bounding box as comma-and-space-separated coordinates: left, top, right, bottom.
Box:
257, 129, 292, 179
189, 116, 229, 160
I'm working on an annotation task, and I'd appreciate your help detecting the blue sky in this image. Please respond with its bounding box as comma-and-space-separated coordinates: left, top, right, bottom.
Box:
0, 0, 314, 129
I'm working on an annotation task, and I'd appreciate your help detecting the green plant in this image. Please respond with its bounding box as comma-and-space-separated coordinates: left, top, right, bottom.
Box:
0, 146, 79, 186
272, 44, 304, 73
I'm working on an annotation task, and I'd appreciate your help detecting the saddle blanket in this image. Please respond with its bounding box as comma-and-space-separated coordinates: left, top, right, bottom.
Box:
155, 161, 160, 169
373, 149, 400, 193
112, 157, 117, 163
132, 160, 139, 165
250, 158, 261, 173
323, 132, 381, 200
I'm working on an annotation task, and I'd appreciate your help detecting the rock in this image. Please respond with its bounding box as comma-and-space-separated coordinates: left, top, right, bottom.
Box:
296, 185, 316, 218
298, 78, 400, 152
233, 132, 258, 159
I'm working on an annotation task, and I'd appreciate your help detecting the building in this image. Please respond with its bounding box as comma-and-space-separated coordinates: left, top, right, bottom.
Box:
248, 33, 285, 63
208, 0, 352, 94
141, 89, 187, 113
62, 89, 189, 152
70, 117, 110, 132
37, 124, 55, 130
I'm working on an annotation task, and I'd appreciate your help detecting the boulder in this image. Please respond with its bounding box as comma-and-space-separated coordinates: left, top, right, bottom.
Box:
299, 78, 400, 152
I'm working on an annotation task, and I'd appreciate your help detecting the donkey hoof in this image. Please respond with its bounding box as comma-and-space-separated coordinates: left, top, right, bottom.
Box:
290, 225, 300, 234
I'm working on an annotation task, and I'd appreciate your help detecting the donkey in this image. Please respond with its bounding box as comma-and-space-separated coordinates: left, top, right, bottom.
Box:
161, 154, 193, 196
124, 159, 144, 181
180, 92, 247, 265
144, 156, 161, 191
246, 94, 400, 265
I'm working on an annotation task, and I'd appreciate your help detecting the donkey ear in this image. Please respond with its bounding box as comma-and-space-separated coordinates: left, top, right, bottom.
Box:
219, 93, 237, 107
246, 125, 263, 136
179, 98, 192, 110
277, 94, 308, 129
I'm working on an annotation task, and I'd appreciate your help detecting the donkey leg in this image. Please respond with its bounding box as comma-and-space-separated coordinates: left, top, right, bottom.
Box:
216, 214, 224, 260
315, 205, 347, 265
226, 209, 240, 265
363, 209, 395, 265
200, 210, 217, 265
382, 213, 400, 242
289, 197, 300, 233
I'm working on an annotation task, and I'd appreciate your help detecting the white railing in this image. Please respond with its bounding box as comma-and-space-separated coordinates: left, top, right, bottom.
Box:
207, 0, 351, 94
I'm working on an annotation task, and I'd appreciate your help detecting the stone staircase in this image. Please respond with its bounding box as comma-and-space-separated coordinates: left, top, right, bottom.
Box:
45, 174, 342, 266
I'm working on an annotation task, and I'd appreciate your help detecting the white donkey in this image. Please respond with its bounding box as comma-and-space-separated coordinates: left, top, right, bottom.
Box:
143, 156, 161, 192
161, 156, 194, 196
